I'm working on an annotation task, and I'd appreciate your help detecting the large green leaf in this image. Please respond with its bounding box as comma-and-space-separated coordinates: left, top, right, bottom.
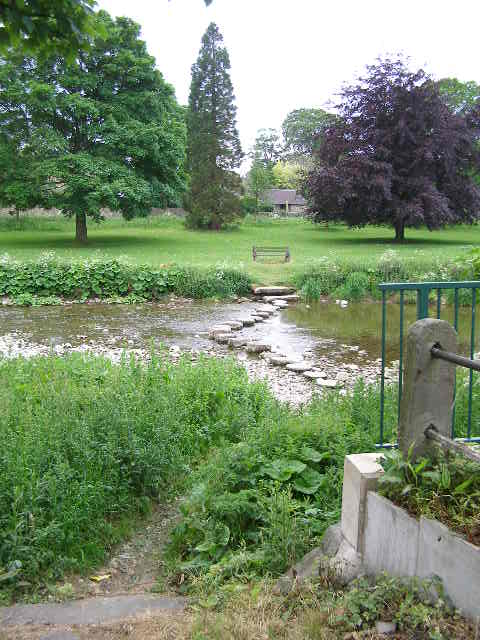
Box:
261, 459, 306, 482
299, 446, 330, 463
293, 468, 326, 495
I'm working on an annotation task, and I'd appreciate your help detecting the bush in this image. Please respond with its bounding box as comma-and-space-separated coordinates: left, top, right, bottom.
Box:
335, 271, 370, 301
0, 255, 252, 302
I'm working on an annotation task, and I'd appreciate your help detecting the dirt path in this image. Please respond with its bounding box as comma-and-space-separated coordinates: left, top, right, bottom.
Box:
0, 502, 187, 639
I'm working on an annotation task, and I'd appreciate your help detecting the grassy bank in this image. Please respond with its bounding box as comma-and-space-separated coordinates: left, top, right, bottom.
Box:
0, 215, 478, 285
0, 351, 398, 600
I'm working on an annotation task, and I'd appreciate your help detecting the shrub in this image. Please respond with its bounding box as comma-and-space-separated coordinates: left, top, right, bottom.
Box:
0, 255, 252, 302
335, 271, 370, 301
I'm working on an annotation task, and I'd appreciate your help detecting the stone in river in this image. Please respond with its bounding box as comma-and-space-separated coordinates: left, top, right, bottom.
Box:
240, 317, 255, 326
303, 370, 327, 379
255, 311, 270, 319
252, 286, 295, 296
209, 325, 232, 337
266, 354, 294, 366
286, 362, 313, 373
215, 333, 232, 344
251, 315, 264, 322
273, 300, 288, 308
317, 378, 341, 388
223, 320, 243, 330
245, 342, 271, 354
229, 337, 247, 348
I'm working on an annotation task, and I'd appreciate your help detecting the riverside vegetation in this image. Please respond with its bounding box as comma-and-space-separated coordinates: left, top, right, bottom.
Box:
1, 224, 480, 305
1, 352, 478, 638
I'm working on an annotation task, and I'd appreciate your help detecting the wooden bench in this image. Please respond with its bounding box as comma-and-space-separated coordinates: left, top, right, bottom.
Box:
252, 246, 290, 262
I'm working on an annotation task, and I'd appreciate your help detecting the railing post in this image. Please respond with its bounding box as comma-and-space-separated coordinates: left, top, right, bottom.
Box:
399, 318, 457, 460
416, 286, 430, 319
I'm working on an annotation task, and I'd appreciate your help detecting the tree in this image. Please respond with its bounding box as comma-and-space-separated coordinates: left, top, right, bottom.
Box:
0, 0, 99, 58
246, 160, 273, 212
437, 78, 480, 115
186, 22, 243, 229
282, 107, 336, 159
250, 128, 283, 168
272, 161, 302, 190
0, 11, 187, 242
306, 58, 480, 242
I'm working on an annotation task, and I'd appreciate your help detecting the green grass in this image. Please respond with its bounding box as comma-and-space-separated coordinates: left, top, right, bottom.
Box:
0, 215, 478, 285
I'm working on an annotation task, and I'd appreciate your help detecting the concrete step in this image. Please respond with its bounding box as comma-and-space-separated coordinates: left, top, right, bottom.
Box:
263, 294, 300, 302
0, 594, 185, 628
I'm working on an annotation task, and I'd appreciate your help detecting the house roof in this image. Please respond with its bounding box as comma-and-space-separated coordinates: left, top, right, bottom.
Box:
264, 189, 306, 206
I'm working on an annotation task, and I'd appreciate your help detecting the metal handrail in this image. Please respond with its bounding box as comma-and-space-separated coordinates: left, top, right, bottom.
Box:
431, 345, 480, 372
425, 424, 480, 464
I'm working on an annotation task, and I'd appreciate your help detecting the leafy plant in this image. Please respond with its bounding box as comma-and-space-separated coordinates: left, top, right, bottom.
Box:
379, 448, 480, 544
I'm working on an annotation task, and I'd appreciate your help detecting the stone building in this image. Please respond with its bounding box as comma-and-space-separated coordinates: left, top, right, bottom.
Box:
264, 189, 307, 216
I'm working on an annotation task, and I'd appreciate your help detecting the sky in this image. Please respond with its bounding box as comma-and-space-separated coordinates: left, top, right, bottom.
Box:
97, 0, 480, 170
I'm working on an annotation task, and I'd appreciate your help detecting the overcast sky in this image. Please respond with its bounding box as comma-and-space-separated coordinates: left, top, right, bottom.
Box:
97, 0, 480, 170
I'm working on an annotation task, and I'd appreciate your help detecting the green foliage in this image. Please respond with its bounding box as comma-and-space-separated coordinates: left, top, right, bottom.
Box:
282, 107, 337, 158
186, 23, 243, 230
271, 161, 303, 190
335, 271, 370, 302
379, 448, 480, 544
0, 0, 98, 59
317, 574, 455, 637
245, 161, 274, 212
249, 128, 283, 168
0, 10, 187, 242
437, 77, 480, 115
0, 255, 252, 301
0, 352, 269, 586
295, 250, 463, 303
167, 381, 395, 587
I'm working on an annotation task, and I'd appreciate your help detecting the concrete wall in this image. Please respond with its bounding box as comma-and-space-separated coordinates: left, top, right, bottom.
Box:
363, 491, 480, 619
341, 453, 480, 620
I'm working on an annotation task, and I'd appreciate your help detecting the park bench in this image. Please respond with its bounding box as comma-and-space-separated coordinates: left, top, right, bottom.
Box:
252, 246, 290, 262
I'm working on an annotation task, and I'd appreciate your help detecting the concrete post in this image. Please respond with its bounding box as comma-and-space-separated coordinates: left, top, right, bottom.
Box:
399, 318, 457, 460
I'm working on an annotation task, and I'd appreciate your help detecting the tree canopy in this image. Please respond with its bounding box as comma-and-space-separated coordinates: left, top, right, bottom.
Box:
282, 107, 336, 159
0, 10, 187, 241
307, 58, 480, 241
437, 77, 480, 115
250, 128, 283, 168
0, 0, 99, 58
186, 22, 243, 229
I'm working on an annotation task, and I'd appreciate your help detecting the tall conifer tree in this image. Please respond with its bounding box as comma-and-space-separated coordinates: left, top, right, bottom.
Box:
186, 22, 243, 229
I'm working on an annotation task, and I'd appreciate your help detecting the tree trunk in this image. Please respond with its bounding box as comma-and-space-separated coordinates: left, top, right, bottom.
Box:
394, 220, 405, 243
76, 213, 88, 243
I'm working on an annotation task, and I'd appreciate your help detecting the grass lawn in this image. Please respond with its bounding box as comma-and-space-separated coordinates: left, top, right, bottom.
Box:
0, 215, 477, 284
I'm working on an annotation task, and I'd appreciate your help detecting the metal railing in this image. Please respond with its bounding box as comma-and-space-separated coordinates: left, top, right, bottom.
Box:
378, 281, 480, 448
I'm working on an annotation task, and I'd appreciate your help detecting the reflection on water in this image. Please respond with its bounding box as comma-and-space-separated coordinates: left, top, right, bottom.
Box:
284, 301, 480, 362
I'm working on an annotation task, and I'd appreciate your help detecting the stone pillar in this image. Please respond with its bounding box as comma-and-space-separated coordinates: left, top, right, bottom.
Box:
399, 318, 457, 460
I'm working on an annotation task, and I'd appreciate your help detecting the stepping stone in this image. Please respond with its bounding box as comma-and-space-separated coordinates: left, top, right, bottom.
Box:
229, 337, 247, 348
260, 304, 277, 313
317, 378, 341, 388
252, 286, 296, 296
273, 300, 288, 308
240, 317, 256, 326
209, 325, 232, 337
286, 362, 313, 373
266, 354, 294, 366
245, 342, 271, 354
263, 294, 300, 302
303, 370, 327, 379
0, 594, 185, 627
223, 320, 243, 330
251, 315, 264, 322
255, 311, 270, 319
214, 333, 232, 344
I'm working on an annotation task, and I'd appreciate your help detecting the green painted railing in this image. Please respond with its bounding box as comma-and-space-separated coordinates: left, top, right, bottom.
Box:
378, 281, 480, 448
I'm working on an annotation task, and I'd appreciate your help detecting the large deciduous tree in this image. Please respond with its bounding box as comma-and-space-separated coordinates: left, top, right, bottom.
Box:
307, 58, 480, 242
282, 107, 336, 160
250, 128, 283, 168
0, 10, 187, 242
186, 22, 243, 230
0, 0, 99, 58
246, 160, 273, 212
437, 78, 480, 115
